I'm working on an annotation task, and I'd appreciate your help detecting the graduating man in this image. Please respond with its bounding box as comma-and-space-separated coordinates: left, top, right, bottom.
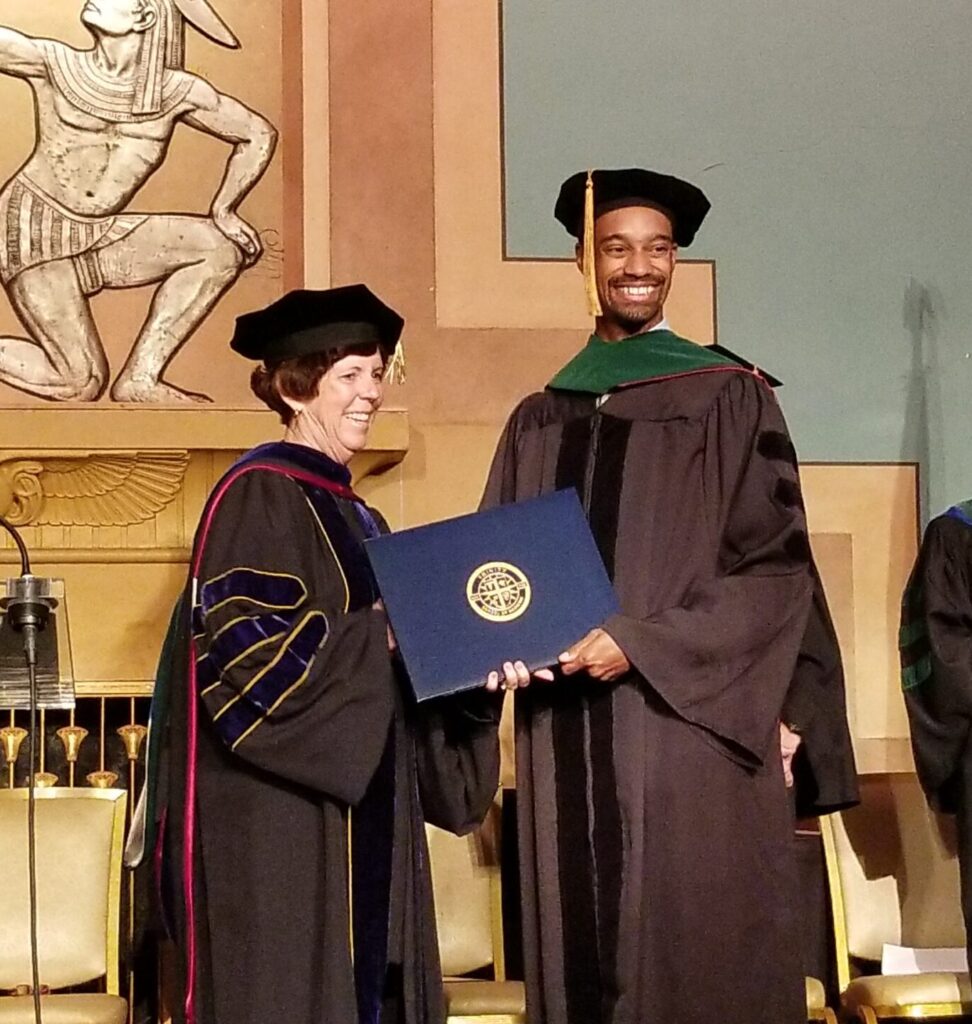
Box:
482, 168, 858, 1024
901, 499, 972, 969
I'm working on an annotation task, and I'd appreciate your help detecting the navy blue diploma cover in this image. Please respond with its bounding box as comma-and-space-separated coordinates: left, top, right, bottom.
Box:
364, 489, 620, 701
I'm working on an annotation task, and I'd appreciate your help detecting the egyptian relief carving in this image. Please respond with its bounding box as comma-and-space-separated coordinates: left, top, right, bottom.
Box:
0, 0, 277, 404
0, 450, 189, 525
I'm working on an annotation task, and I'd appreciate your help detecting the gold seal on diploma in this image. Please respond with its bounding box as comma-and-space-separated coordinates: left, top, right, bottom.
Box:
466, 562, 532, 622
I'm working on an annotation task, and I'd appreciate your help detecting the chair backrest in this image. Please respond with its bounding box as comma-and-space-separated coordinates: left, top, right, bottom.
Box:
426, 798, 505, 979
0, 788, 127, 993
821, 773, 965, 986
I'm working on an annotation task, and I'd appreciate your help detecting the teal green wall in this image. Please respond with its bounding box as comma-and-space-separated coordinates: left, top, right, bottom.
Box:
502, 0, 972, 518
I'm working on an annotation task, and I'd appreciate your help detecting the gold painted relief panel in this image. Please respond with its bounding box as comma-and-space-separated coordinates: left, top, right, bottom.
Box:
0, 0, 293, 410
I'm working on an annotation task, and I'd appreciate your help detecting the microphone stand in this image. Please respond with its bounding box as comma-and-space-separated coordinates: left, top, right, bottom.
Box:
0, 514, 50, 1024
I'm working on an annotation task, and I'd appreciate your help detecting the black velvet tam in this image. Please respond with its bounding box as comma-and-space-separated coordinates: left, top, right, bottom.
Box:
554, 168, 711, 247
231, 284, 404, 363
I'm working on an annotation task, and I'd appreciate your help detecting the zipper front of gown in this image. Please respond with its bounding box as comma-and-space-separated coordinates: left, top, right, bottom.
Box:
583, 406, 602, 517
588, 397, 631, 1023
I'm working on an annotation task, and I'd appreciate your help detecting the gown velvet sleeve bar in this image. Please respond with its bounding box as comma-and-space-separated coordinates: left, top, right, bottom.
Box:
194, 467, 395, 804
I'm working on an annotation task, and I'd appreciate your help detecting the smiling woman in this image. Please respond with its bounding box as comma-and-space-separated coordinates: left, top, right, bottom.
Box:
251, 344, 386, 463
240, 285, 401, 463
131, 284, 502, 1024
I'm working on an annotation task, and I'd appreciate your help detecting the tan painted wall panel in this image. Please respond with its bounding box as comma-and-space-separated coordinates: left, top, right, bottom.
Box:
803, 464, 919, 772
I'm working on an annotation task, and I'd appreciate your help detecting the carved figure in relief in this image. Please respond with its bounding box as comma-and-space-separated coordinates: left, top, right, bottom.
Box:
0, 0, 277, 403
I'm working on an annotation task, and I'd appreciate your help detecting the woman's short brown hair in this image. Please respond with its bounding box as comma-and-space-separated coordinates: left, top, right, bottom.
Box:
250, 342, 383, 425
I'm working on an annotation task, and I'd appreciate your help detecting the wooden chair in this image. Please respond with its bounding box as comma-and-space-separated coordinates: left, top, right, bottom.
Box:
427, 797, 526, 1024
806, 974, 838, 1023
0, 788, 128, 1024
819, 773, 971, 1023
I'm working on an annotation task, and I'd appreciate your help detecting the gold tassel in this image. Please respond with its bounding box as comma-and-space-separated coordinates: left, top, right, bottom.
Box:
385, 340, 406, 385
583, 170, 603, 318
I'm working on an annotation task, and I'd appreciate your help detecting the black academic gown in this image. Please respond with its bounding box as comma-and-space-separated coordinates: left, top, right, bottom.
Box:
482, 366, 857, 1024
901, 501, 972, 967
786, 562, 860, 818
156, 442, 499, 1024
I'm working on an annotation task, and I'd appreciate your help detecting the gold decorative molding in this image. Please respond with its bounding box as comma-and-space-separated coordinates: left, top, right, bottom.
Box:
0, 548, 189, 565
74, 681, 155, 698
0, 406, 407, 453
0, 452, 189, 527
0, 548, 190, 564
0, 458, 42, 524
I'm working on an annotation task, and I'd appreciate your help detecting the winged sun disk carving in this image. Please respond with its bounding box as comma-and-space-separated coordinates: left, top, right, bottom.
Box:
0, 452, 189, 527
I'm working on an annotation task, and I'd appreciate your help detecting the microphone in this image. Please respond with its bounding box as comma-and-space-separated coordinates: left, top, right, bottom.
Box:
0, 513, 57, 1024
3, 575, 55, 667
0, 516, 56, 669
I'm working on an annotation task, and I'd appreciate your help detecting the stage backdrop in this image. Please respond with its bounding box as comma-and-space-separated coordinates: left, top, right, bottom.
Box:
0, 0, 946, 781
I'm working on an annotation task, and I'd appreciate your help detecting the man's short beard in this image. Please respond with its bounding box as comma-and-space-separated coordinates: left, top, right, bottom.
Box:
602, 303, 657, 332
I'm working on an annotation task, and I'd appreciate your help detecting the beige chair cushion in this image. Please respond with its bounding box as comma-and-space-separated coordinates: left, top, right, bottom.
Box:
834, 775, 966, 961
427, 825, 495, 976
443, 979, 526, 1016
0, 794, 119, 990
805, 975, 827, 1011
0, 994, 128, 1024
843, 971, 972, 1012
